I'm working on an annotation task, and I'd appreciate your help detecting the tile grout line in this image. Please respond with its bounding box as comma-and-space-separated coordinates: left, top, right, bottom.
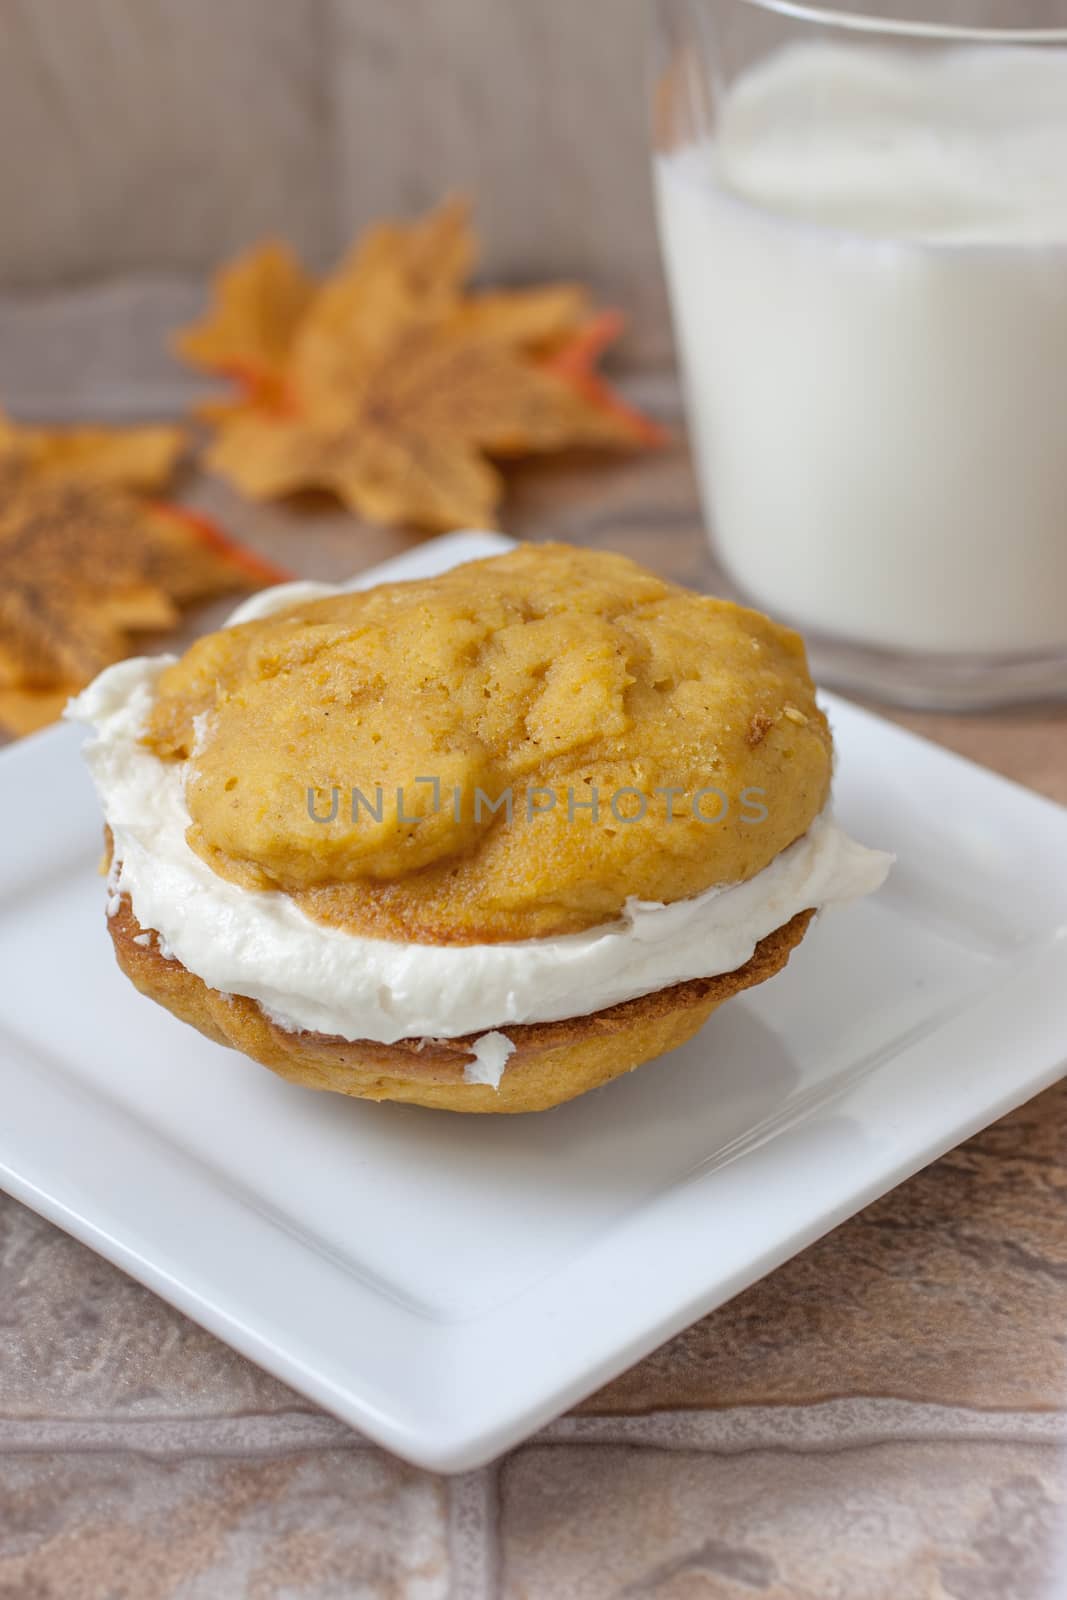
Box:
0, 1399, 1064, 1459
446, 1465, 501, 1600
0, 1413, 358, 1457
539, 1399, 1067, 1453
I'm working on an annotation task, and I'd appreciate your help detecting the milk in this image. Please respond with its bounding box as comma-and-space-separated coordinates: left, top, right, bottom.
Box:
655, 43, 1067, 656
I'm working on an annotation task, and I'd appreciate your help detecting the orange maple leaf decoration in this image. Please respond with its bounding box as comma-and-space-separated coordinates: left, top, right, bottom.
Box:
0, 414, 288, 737
176, 199, 667, 531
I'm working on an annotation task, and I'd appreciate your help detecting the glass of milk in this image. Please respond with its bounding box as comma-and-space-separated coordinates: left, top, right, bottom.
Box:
651, 0, 1067, 708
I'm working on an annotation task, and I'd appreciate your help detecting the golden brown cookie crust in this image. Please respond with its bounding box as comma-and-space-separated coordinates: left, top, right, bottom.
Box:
143, 544, 832, 944
107, 894, 815, 1114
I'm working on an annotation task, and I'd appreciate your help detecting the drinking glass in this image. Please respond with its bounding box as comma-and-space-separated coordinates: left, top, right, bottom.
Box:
651, 0, 1067, 708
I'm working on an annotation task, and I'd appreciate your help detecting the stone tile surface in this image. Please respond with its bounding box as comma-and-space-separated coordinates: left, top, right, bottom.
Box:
498, 1441, 1067, 1600
0, 1199, 301, 1419
0, 1449, 448, 1600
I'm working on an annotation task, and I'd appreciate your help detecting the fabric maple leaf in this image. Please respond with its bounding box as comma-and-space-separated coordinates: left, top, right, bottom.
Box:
173, 242, 316, 418
0, 412, 183, 491
0, 416, 287, 736
176, 198, 666, 531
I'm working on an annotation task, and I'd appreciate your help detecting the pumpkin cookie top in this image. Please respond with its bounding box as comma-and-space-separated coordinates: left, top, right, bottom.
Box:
143, 543, 832, 943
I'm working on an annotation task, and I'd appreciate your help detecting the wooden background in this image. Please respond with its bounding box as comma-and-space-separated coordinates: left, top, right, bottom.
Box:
4, 0, 1066, 375
0, 0, 672, 365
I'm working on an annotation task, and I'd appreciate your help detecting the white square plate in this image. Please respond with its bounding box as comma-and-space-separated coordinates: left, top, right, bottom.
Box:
2, 530, 1067, 1471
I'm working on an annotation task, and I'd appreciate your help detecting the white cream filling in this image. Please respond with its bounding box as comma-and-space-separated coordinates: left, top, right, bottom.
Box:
463, 1031, 517, 1089
69, 652, 891, 1050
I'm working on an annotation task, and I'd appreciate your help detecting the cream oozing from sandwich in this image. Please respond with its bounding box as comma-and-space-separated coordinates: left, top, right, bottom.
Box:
69, 578, 892, 1070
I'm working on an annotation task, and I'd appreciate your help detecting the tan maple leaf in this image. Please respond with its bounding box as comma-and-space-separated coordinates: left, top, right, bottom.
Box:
173, 241, 316, 417
0, 416, 288, 736
0, 412, 184, 491
176, 198, 666, 530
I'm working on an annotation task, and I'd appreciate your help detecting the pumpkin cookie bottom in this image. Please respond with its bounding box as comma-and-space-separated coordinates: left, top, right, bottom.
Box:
106, 892, 814, 1114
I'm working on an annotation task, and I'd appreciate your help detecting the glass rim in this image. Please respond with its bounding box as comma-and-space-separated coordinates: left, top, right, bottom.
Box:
738, 0, 1067, 42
